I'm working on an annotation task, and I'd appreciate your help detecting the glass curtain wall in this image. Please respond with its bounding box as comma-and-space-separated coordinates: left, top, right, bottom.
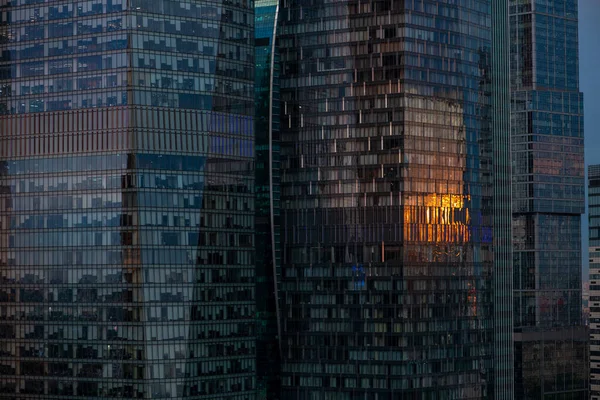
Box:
0, 0, 256, 398
277, 0, 510, 398
510, 0, 588, 398
255, 0, 282, 398
589, 165, 600, 400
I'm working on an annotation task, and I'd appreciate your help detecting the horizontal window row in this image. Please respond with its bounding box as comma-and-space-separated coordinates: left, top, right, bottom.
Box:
5, 229, 255, 248
0, 376, 254, 397
8, 17, 125, 43
0, 340, 254, 359
1, 358, 255, 379
0, 320, 255, 341
281, 372, 482, 391
1, 92, 255, 115
3, 1, 126, 24
3, 155, 201, 175
7, 54, 127, 78
5, 206, 253, 230
5, 174, 204, 195
0, 284, 255, 303
2, 35, 127, 61
0, 311, 256, 327
0, 248, 256, 268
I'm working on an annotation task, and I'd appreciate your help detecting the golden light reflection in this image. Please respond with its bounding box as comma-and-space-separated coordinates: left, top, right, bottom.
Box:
403, 193, 470, 243
403, 192, 476, 315
401, 101, 478, 316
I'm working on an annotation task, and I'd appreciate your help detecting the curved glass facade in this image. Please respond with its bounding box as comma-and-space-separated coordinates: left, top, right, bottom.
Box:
277, 0, 509, 398
254, 0, 282, 398
0, 0, 256, 398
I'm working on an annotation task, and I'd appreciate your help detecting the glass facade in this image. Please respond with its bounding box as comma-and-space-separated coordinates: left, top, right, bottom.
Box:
278, 0, 511, 398
589, 165, 600, 400
0, 0, 256, 398
510, 0, 588, 398
254, 0, 282, 399
491, 0, 514, 396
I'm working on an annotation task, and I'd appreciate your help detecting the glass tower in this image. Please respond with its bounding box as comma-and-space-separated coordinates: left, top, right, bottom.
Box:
277, 0, 511, 398
589, 165, 600, 400
0, 0, 256, 398
509, 0, 588, 398
254, 0, 282, 398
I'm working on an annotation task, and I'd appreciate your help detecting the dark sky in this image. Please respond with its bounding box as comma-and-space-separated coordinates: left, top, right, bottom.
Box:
579, 0, 600, 281
578, 0, 599, 280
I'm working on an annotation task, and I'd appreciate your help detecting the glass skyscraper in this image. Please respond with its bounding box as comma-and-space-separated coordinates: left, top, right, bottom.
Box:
277, 0, 511, 398
254, 0, 282, 398
509, 0, 588, 398
0, 0, 256, 398
589, 165, 600, 400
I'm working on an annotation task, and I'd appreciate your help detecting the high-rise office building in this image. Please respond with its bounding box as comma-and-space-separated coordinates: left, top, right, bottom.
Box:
509, 0, 588, 398
0, 1, 256, 398
589, 165, 600, 400
277, 0, 512, 397
254, 0, 282, 398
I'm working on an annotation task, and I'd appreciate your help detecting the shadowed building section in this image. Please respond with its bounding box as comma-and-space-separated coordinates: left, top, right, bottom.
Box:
255, 0, 282, 398
589, 165, 600, 400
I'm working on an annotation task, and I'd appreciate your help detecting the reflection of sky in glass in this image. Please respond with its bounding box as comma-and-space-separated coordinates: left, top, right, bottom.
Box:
351, 264, 365, 290
0, 0, 257, 395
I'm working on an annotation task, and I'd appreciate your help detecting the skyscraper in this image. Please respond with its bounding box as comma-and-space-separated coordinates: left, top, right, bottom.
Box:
277, 0, 511, 398
254, 0, 282, 398
0, 1, 256, 398
588, 165, 600, 400
509, 0, 588, 398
